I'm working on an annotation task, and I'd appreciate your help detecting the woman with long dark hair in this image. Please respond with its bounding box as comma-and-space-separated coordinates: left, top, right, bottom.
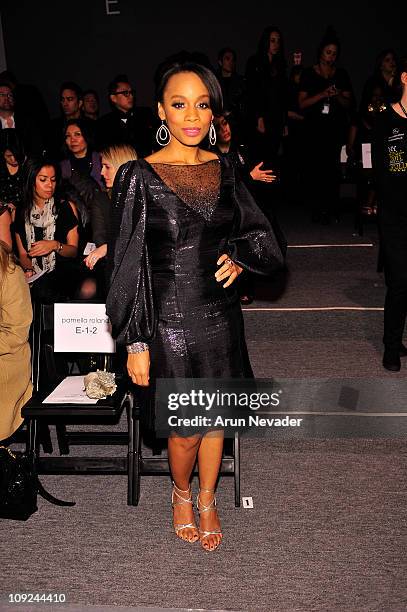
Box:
245, 25, 287, 167
298, 27, 353, 223
372, 57, 407, 371
14, 157, 79, 301
61, 118, 102, 188
107, 62, 283, 551
362, 49, 398, 111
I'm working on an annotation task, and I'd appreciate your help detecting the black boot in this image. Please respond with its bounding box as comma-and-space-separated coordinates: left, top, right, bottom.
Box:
399, 344, 407, 357
383, 348, 401, 372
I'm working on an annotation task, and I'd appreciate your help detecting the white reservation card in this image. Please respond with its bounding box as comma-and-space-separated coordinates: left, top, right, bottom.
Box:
43, 376, 98, 404
362, 143, 372, 169
83, 242, 96, 255
54, 303, 115, 353
27, 269, 46, 284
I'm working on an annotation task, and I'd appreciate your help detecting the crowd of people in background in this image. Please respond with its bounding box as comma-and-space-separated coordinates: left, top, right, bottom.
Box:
0, 21, 407, 448
0, 22, 405, 395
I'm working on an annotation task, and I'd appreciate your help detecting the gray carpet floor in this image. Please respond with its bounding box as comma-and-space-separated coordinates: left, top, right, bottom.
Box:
2, 207, 406, 612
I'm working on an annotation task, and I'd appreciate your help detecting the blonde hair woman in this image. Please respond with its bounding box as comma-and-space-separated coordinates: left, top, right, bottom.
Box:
84, 143, 137, 270
0, 241, 32, 442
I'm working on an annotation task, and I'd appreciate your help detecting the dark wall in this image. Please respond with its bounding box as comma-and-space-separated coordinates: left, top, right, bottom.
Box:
1, 1, 403, 117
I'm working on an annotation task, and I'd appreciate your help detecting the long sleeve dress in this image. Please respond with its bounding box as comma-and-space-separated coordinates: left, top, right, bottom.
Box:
106, 156, 284, 423
0, 262, 33, 441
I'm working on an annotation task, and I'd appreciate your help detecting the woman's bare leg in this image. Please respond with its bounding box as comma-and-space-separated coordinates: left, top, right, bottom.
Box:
197, 431, 224, 551
168, 433, 201, 542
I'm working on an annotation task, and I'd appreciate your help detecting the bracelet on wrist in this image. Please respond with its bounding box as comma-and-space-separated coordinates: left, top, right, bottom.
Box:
23, 267, 34, 273
126, 342, 149, 354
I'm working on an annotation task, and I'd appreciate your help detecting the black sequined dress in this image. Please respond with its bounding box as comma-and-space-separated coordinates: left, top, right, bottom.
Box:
143, 158, 250, 379
107, 155, 284, 399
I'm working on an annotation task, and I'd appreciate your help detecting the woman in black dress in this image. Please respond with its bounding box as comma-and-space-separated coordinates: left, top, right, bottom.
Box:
245, 26, 287, 168
299, 28, 353, 223
107, 63, 283, 551
14, 158, 79, 302
372, 58, 407, 371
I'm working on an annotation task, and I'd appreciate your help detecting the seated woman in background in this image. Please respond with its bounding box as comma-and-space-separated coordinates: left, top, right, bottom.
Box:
84, 143, 137, 272
0, 240, 32, 443
60, 119, 103, 188
14, 157, 79, 302
60, 118, 103, 240
0, 129, 26, 218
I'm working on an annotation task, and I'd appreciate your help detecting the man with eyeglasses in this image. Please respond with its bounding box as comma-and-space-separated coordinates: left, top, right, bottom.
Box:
0, 81, 44, 155
96, 74, 153, 156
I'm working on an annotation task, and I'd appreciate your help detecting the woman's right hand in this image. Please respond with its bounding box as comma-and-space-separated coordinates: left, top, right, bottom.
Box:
127, 351, 150, 387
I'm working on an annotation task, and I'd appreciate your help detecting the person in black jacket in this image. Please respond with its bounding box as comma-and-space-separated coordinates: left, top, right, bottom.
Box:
372, 57, 407, 371
83, 143, 137, 276
0, 81, 44, 156
46, 81, 95, 161
96, 74, 153, 157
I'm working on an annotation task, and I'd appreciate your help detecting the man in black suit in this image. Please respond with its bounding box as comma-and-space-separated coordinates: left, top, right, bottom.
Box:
96, 74, 153, 157
0, 80, 44, 155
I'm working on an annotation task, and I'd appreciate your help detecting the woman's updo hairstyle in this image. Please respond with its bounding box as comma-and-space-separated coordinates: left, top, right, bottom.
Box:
155, 61, 223, 117
317, 26, 341, 62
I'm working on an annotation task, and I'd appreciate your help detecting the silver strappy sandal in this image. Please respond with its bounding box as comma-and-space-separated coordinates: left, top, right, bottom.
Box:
171, 482, 199, 543
196, 488, 223, 551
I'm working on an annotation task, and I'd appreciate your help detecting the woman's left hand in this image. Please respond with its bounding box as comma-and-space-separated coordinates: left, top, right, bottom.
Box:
84, 244, 107, 270
250, 162, 276, 183
215, 254, 243, 288
28, 240, 57, 257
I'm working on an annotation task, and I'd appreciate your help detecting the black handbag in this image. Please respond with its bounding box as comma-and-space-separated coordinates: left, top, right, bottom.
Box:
0, 446, 75, 521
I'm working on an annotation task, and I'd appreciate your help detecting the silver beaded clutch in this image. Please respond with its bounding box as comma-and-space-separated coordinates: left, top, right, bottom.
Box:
83, 370, 117, 400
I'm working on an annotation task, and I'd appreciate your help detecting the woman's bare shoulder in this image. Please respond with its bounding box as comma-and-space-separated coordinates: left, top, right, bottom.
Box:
198, 150, 219, 162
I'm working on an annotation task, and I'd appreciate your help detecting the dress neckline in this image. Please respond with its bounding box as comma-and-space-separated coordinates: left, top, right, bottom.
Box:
141, 158, 222, 222
143, 158, 220, 167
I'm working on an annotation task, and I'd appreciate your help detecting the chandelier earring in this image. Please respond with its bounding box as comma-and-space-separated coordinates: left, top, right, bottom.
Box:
209, 120, 217, 146
156, 120, 171, 146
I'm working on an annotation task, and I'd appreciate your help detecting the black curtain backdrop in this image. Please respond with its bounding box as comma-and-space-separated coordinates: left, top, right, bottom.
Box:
1, 1, 404, 117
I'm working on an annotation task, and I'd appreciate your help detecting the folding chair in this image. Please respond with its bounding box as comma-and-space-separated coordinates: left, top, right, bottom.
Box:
23, 302, 241, 507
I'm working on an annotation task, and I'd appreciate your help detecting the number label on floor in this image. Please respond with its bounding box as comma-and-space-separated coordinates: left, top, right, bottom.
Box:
242, 497, 254, 508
